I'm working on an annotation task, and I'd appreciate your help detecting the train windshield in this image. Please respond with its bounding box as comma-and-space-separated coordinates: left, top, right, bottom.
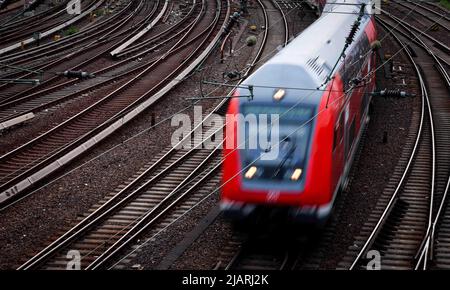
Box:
240, 104, 315, 181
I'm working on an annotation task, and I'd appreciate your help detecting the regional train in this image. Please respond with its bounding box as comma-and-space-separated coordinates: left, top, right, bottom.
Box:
220, 0, 378, 224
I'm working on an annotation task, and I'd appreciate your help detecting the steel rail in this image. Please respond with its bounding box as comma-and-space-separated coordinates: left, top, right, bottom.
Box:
0, 0, 206, 192
349, 17, 430, 270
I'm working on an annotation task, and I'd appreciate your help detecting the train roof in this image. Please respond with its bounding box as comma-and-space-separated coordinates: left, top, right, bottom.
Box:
240, 0, 372, 106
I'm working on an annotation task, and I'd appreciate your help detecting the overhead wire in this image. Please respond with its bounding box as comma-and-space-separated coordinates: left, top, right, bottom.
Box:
4, 0, 442, 267
108, 2, 447, 268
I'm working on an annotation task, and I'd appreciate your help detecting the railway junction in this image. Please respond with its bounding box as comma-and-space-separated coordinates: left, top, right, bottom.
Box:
0, 0, 449, 277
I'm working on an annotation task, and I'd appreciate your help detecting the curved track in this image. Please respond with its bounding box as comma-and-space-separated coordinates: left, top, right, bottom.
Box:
344, 12, 450, 270
18, 120, 224, 269
0, 0, 194, 121
0, 0, 99, 50
0, 0, 161, 100
0, 0, 228, 207
213, 0, 317, 272
17, 0, 288, 270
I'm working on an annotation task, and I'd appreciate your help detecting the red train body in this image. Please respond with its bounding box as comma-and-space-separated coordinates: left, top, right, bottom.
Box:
220, 1, 378, 223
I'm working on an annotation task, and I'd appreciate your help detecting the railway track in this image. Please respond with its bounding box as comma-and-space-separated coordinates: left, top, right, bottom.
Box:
0, 0, 24, 22
340, 11, 450, 270
8, 0, 448, 273
0, 1, 206, 123
391, 0, 450, 33
380, 5, 450, 64
0, 0, 157, 99
0, 0, 162, 69
221, 234, 300, 270
115, 0, 293, 269
112, 2, 201, 58
0, 0, 98, 50
0, 0, 58, 29
0, 0, 228, 207
18, 118, 224, 269
0, 0, 59, 31
17, 0, 284, 269
0, 0, 142, 68
0, 1, 164, 118
259, 0, 288, 59
407, 0, 450, 23
0, 0, 217, 122
211, 0, 322, 271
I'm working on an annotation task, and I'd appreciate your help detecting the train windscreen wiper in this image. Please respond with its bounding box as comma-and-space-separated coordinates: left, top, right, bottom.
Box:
271, 137, 296, 179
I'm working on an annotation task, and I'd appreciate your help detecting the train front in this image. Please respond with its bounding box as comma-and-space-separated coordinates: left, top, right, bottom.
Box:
219, 63, 334, 224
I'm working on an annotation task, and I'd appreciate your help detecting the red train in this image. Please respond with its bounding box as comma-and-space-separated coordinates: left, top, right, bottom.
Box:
220, 0, 378, 224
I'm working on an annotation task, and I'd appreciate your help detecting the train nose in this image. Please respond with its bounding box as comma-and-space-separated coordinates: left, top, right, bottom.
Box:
243, 165, 304, 182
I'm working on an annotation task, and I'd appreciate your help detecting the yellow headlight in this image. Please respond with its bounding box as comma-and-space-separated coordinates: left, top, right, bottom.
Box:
273, 89, 285, 101
291, 168, 303, 181
245, 166, 257, 179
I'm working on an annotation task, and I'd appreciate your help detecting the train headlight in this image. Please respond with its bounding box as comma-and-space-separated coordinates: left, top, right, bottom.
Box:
273, 89, 285, 101
290, 168, 303, 181
244, 166, 258, 179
